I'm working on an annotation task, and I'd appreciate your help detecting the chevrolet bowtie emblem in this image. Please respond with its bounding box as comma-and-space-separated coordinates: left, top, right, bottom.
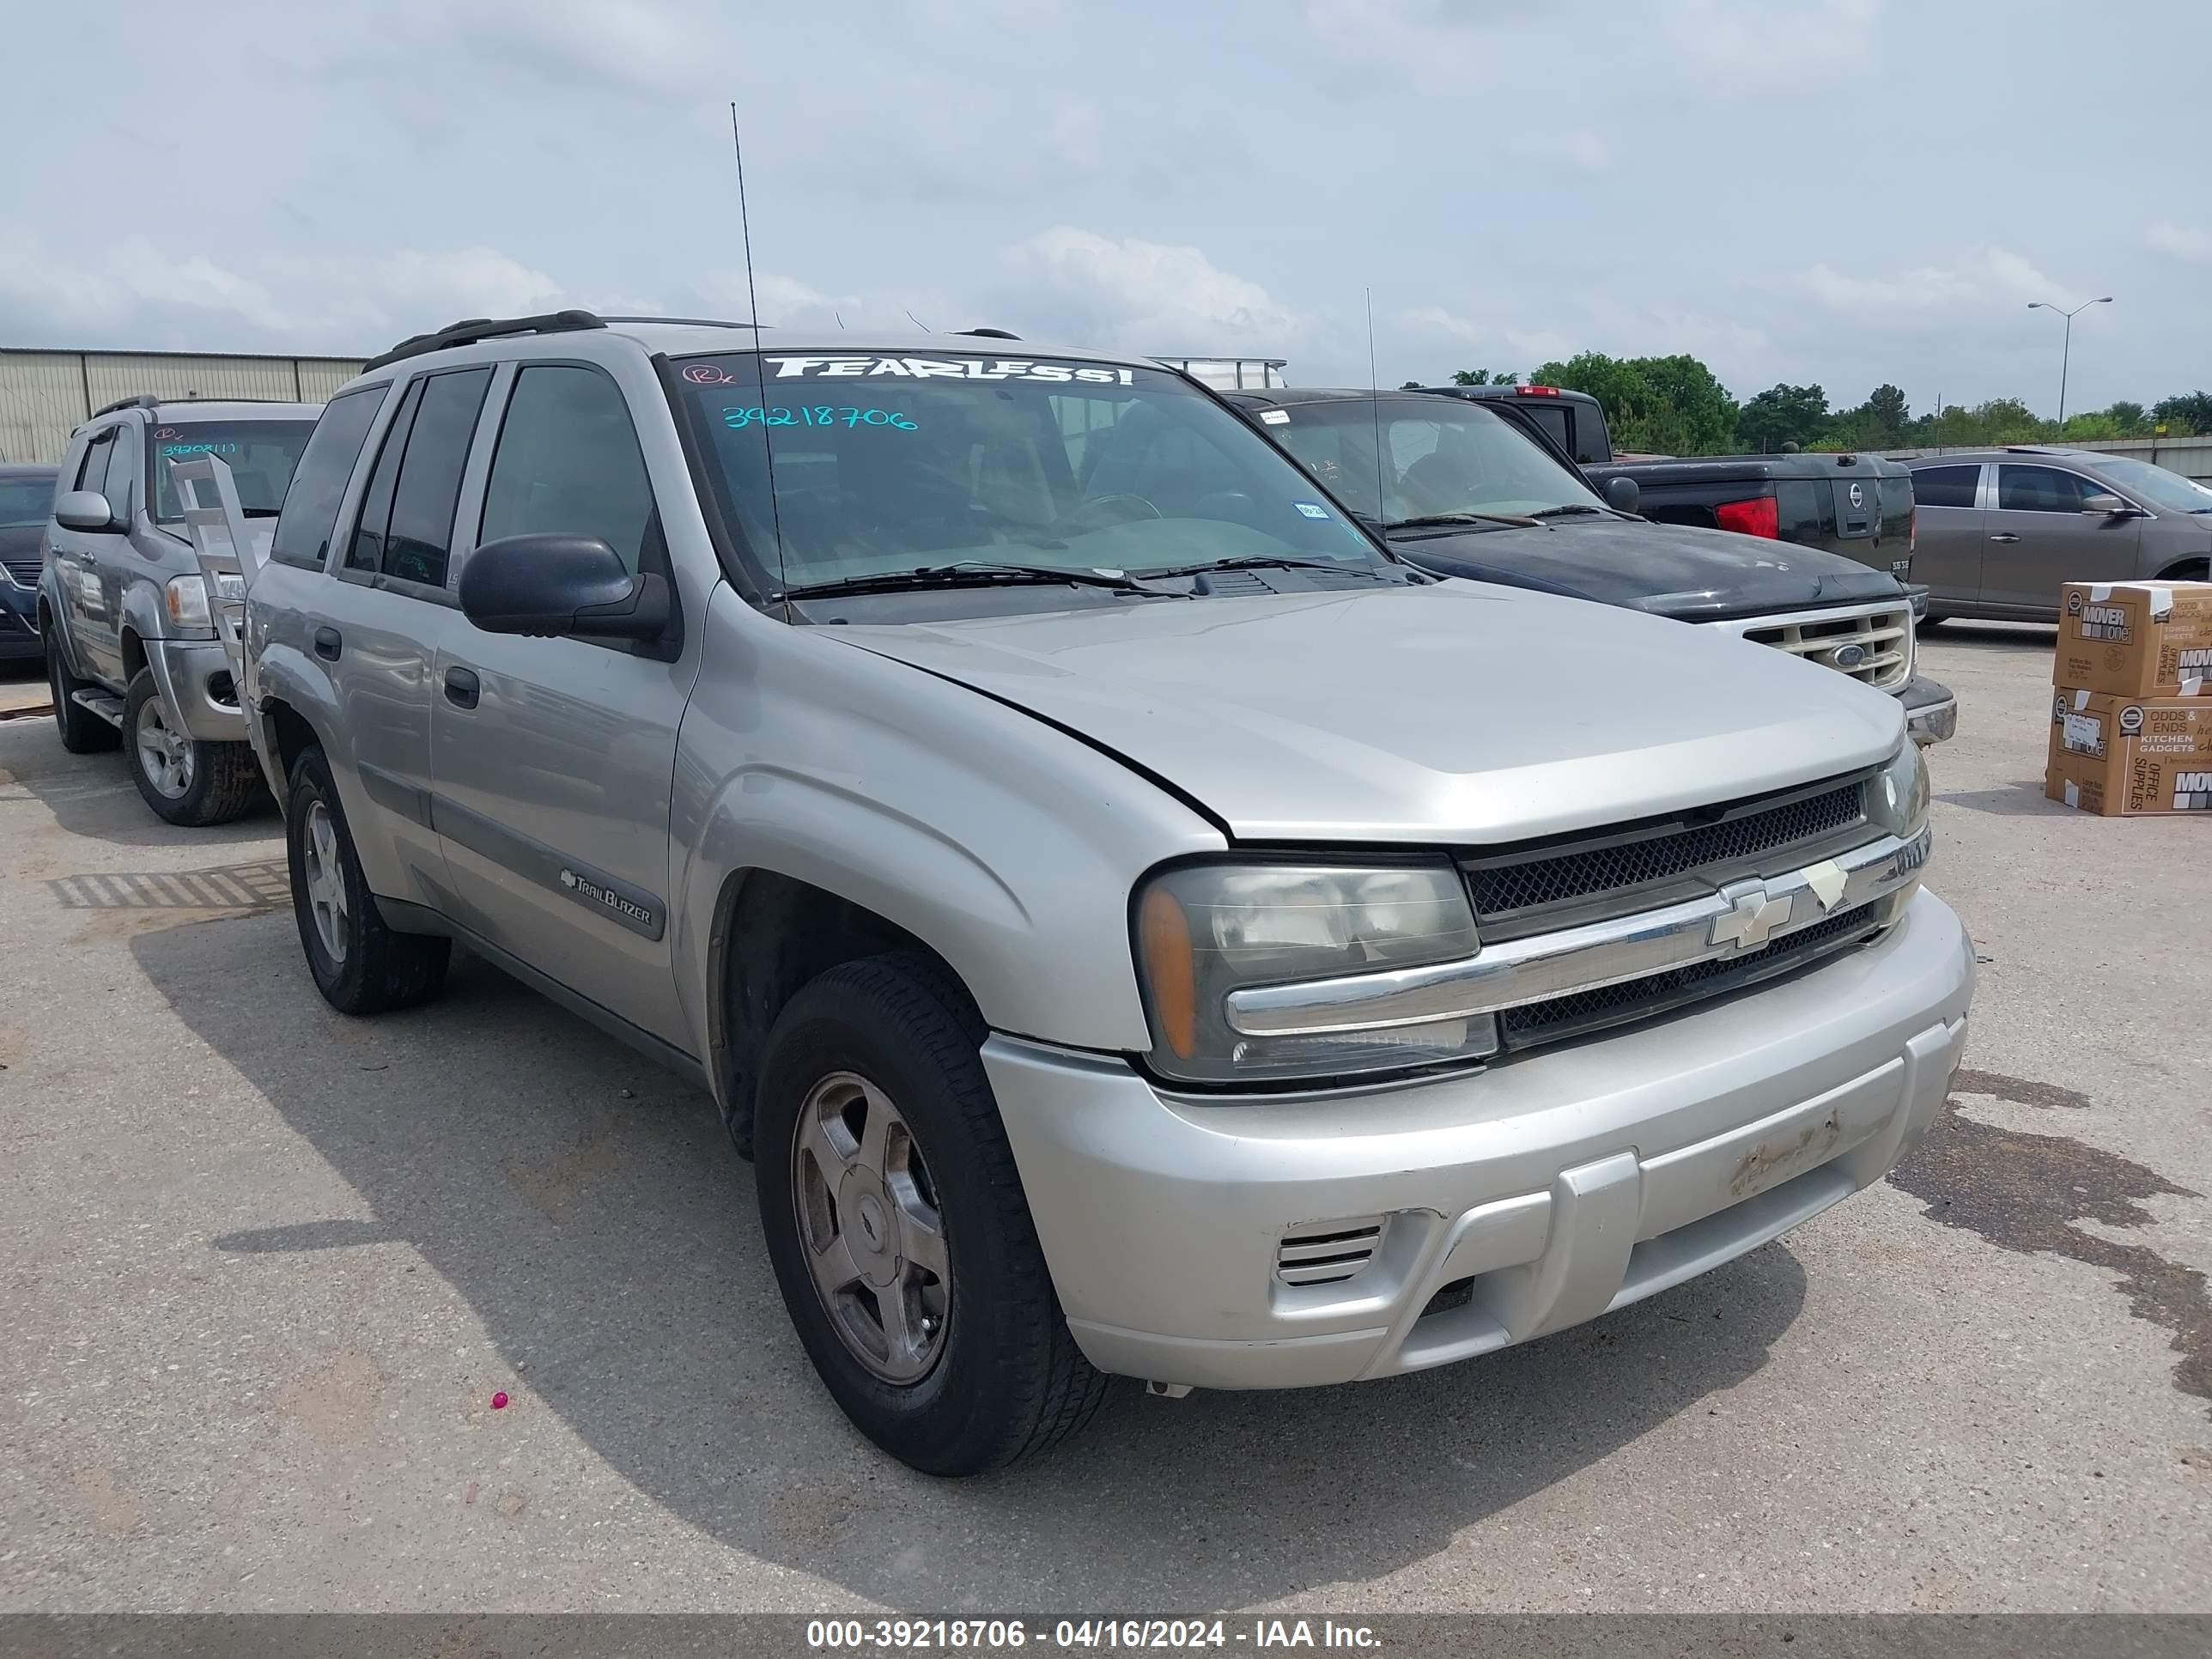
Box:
1710, 881, 1794, 950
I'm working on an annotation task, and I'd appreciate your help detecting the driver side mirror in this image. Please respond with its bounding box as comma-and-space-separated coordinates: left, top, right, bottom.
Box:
2079, 493, 2132, 518
55, 489, 118, 532
459, 534, 672, 642
1602, 476, 1641, 515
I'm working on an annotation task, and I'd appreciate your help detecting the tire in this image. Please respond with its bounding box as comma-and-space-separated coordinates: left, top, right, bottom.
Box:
125, 668, 264, 826
754, 951, 1109, 1475
285, 745, 450, 1015
47, 630, 118, 754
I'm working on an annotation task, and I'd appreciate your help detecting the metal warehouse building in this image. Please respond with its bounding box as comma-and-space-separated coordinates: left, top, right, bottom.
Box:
0, 348, 368, 466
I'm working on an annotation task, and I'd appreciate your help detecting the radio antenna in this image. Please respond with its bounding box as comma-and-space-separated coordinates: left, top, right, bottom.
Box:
1366, 288, 1386, 528
729, 100, 788, 600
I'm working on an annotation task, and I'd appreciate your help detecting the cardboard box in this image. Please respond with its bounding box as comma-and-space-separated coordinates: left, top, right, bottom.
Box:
2045, 689, 2212, 816
2054, 580, 2212, 698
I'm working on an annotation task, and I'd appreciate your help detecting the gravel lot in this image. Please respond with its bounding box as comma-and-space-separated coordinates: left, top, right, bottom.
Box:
2, 625, 2207, 1614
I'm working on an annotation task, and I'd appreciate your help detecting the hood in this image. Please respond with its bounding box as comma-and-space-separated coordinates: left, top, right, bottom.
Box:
1389, 517, 1903, 622
835, 580, 1905, 845
0, 523, 43, 559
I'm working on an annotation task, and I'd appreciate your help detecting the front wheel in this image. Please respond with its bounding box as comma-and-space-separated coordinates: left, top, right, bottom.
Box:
753, 953, 1108, 1474
125, 668, 263, 825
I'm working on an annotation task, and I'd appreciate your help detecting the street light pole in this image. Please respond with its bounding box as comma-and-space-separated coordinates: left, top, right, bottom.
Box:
2027, 296, 2113, 425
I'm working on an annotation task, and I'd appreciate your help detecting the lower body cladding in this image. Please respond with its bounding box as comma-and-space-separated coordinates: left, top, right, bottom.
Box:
986, 889, 1973, 1391
144, 637, 246, 742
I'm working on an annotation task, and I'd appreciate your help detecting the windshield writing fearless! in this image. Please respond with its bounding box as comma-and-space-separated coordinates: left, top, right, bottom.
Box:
762, 356, 1135, 386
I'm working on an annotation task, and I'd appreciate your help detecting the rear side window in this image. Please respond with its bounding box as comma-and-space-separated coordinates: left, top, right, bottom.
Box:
270, 386, 391, 571
1911, 465, 1979, 508
479, 366, 655, 574
99, 428, 139, 520
347, 379, 425, 574
383, 368, 493, 588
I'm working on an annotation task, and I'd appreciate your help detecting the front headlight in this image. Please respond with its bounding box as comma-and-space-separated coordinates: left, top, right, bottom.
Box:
163, 571, 245, 629
1133, 860, 1492, 1087
1868, 740, 1929, 842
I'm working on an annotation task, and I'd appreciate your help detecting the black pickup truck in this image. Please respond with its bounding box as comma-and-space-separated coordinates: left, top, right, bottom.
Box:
1224, 386, 1954, 746
1424, 382, 1919, 586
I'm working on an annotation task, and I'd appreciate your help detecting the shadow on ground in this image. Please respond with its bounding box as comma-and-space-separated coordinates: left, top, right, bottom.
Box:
0, 716, 278, 850
133, 910, 1808, 1608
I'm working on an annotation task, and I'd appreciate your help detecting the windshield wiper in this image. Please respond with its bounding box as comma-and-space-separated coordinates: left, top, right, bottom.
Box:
776, 561, 1179, 602
1528, 504, 1607, 519
1136, 554, 1391, 582
1382, 510, 1544, 531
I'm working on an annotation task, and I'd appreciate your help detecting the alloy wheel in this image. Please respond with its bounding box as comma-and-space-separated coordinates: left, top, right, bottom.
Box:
790, 1070, 952, 1382
300, 799, 350, 963
133, 695, 194, 799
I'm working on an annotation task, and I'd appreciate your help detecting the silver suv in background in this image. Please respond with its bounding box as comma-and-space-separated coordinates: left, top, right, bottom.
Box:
40, 396, 320, 823
1908, 447, 2212, 623
226, 312, 1972, 1474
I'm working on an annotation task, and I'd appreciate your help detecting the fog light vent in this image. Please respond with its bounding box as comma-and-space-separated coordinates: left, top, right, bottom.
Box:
1275, 1218, 1385, 1286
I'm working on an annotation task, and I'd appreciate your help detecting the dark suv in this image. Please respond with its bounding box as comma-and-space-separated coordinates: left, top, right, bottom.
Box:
0, 465, 57, 662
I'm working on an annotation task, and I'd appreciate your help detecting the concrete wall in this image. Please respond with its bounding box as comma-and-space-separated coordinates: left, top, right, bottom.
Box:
1881, 435, 2212, 485
0, 349, 367, 466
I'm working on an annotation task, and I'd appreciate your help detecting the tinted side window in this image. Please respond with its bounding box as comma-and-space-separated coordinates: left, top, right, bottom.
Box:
1522, 405, 1575, 459
1997, 465, 2092, 514
384, 368, 493, 588
270, 386, 391, 571
68, 436, 100, 493
479, 366, 654, 574
349, 378, 424, 574
1912, 465, 1980, 508
99, 428, 139, 521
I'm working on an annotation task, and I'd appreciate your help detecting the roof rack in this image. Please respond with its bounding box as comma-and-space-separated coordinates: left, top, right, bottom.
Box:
595, 314, 762, 330
87, 393, 317, 423
365, 308, 607, 373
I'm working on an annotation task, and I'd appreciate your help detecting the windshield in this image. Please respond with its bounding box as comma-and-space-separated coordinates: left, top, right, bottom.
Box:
2092, 456, 2212, 513
1264, 398, 1607, 525
149, 422, 316, 520
0, 478, 54, 527
675, 352, 1382, 594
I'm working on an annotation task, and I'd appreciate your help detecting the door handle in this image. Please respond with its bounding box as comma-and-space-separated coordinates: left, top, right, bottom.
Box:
443, 666, 480, 709
1987, 532, 2021, 543
313, 626, 342, 659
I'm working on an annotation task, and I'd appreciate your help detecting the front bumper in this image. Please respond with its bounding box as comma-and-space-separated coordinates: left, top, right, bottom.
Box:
145, 637, 246, 743
988, 888, 1973, 1391
0, 579, 40, 659
1898, 673, 1957, 747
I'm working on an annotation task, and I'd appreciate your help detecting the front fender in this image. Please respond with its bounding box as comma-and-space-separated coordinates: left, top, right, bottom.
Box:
668, 587, 1225, 1070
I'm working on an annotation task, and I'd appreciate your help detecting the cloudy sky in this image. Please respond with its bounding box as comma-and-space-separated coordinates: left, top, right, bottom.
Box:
9, 0, 2209, 418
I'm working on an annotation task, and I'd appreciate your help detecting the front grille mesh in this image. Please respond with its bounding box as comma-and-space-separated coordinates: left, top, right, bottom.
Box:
1467, 779, 1864, 919
2, 556, 40, 587
1500, 902, 1882, 1051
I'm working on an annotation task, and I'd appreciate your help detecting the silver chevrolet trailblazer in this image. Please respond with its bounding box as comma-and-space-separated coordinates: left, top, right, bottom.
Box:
223, 313, 1973, 1474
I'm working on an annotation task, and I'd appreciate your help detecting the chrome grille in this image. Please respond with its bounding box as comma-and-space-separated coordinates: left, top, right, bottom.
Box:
1275, 1219, 1384, 1286
1463, 773, 1867, 934
2, 556, 40, 588
1499, 902, 1885, 1052
1729, 601, 1914, 691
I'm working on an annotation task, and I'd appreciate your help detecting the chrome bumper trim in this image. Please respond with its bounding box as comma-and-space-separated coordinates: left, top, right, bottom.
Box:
1226, 828, 1929, 1038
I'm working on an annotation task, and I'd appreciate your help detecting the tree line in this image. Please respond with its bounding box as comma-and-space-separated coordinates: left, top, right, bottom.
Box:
1404, 355, 2212, 455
